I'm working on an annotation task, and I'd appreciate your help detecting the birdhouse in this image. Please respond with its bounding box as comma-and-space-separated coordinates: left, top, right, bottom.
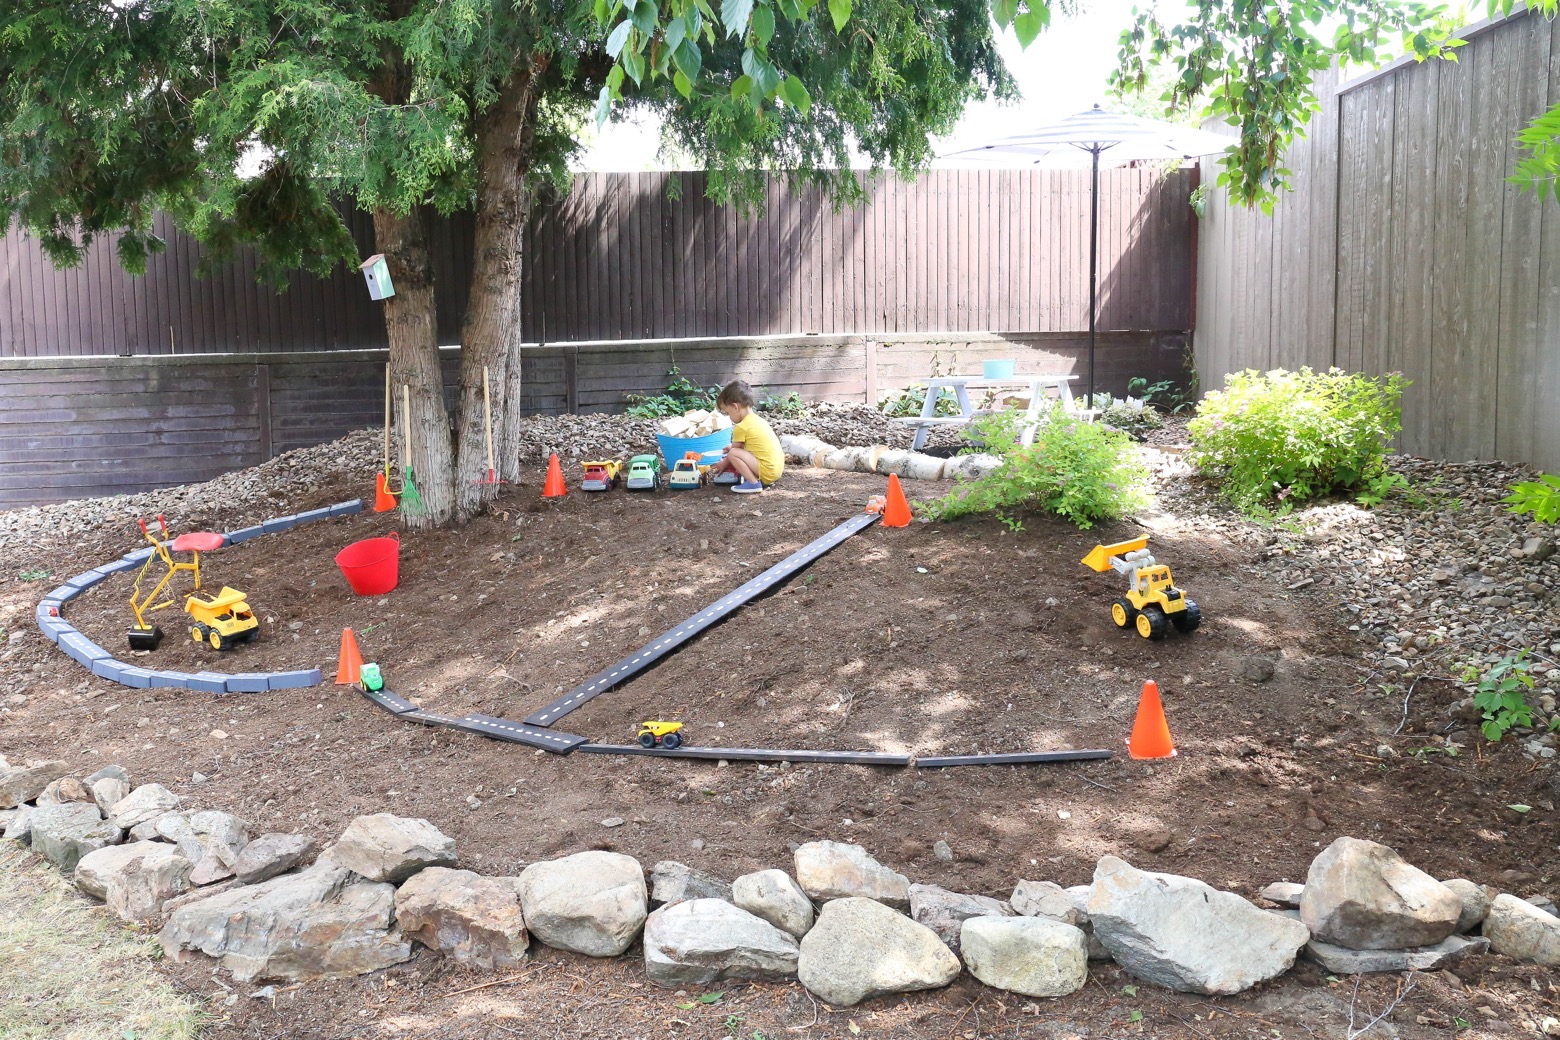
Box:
360, 254, 395, 301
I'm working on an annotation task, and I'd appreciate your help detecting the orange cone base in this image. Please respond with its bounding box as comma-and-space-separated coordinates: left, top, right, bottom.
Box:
882, 474, 912, 528
1127, 679, 1176, 760
542, 453, 567, 498
373, 473, 397, 512
336, 627, 364, 685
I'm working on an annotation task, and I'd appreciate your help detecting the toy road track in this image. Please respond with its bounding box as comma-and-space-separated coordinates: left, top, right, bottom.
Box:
524, 510, 882, 728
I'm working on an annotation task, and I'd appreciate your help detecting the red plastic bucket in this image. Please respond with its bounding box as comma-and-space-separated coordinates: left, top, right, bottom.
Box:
335, 532, 400, 596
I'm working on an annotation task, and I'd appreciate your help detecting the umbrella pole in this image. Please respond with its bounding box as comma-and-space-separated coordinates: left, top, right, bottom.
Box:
1088, 145, 1099, 412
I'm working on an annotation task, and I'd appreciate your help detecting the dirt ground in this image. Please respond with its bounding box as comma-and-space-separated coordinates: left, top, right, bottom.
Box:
3, 465, 1559, 1038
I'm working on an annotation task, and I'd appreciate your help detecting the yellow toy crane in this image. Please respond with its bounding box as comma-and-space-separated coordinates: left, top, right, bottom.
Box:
128, 515, 227, 651
1082, 537, 1202, 641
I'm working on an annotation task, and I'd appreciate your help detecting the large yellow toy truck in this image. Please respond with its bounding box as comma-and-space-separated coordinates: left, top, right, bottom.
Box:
1082, 537, 1201, 641
186, 587, 260, 650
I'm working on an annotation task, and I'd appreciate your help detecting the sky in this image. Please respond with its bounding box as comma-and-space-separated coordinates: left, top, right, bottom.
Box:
573, 0, 1157, 171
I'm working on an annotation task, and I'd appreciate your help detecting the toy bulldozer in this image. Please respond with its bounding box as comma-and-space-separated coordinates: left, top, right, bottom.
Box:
1082, 537, 1201, 641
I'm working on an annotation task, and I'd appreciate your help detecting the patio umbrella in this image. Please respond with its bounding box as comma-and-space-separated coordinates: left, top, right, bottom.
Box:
939, 105, 1234, 409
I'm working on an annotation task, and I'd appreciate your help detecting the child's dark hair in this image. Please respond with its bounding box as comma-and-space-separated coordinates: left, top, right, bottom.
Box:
717, 380, 756, 408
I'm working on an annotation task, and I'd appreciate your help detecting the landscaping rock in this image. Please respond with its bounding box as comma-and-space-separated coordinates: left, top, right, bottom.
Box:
108, 784, 181, 830
106, 846, 194, 924
160, 864, 412, 981
650, 861, 731, 908
233, 833, 317, 885
517, 850, 647, 957
3, 804, 31, 843
161, 878, 246, 916
1300, 837, 1461, 950
84, 765, 130, 785
1441, 879, 1494, 933
322, 814, 454, 883
793, 840, 910, 909
1012, 880, 1083, 925
908, 883, 1011, 953
38, 776, 91, 806
797, 897, 960, 1007
75, 840, 170, 899
1064, 885, 1113, 961
1483, 894, 1560, 967
91, 776, 130, 818
1259, 882, 1305, 909
643, 898, 800, 987
731, 868, 815, 938
960, 916, 1089, 998
1305, 934, 1489, 974
30, 803, 121, 872
0, 759, 68, 808
157, 811, 250, 885
394, 867, 529, 970
1088, 855, 1309, 995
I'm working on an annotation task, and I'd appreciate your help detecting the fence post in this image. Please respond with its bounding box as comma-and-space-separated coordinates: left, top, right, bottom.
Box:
564, 346, 579, 414
863, 338, 877, 407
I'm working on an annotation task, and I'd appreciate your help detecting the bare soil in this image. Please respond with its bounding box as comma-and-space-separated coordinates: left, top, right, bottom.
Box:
3, 464, 1558, 1039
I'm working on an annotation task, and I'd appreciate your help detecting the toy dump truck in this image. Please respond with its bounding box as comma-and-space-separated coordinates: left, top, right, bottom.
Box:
626, 454, 660, 491
1082, 537, 1201, 641
637, 720, 685, 749
580, 460, 622, 492
186, 586, 260, 650
668, 451, 707, 490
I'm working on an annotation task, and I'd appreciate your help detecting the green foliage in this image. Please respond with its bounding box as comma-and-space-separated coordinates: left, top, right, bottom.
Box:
756, 390, 806, 416
1503, 473, 1560, 524
1187, 367, 1407, 513
624, 365, 720, 418
877, 384, 961, 419
922, 406, 1148, 531
1460, 651, 1540, 742
17, 569, 51, 582
1088, 391, 1164, 441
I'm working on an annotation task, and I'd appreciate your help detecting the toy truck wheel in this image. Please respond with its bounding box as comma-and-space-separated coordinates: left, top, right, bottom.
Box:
638, 732, 658, 749
191, 623, 209, 644
660, 732, 682, 749
1111, 599, 1136, 628
1172, 600, 1202, 633
209, 629, 227, 651
1136, 606, 1169, 641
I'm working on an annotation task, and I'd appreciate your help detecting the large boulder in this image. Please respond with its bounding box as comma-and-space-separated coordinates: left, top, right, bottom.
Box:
233, 833, 317, 885
1088, 856, 1310, 995
643, 898, 800, 987
395, 867, 529, 970
517, 851, 647, 957
732, 869, 815, 939
1441, 879, 1495, 934
106, 846, 195, 924
793, 841, 910, 909
797, 897, 960, 1007
650, 861, 732, 908
75, 840, 171, 899
960, 916, 1089, 998
1483, 894, 1560, 967
908, 884, 1011, 954
108, 784, 181, 831
323, 814, 456, 883
1300, 838, 1461, 950
160, 864, 412, 981
1305, 934, 1489, 974
0, 759, 68, 808
30, 803, 121, 872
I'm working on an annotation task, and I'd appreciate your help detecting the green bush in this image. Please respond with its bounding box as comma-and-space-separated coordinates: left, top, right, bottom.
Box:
624, 365, 720, 419
1504, 473, 1560, 524
921, 406, 1149, 531
877, 383, 961, 418
1187, 367, 1408, 513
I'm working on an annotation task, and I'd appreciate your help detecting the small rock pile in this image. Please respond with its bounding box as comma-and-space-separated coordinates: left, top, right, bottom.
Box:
6, 750, 1560, 1005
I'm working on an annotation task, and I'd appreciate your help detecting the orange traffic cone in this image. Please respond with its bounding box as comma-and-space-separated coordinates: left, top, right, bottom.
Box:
373, 473, 397, 512
542, 453, 567, 498
882, 474, 912, 528
1127, 680, 1176, 759
336, 627, 364, 685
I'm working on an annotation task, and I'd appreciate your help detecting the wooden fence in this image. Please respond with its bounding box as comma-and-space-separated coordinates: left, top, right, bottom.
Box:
0, 168, 1194, 357
1195, 7, 1560, 471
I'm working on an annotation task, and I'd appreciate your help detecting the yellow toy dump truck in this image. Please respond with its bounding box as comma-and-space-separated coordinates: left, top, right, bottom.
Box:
637, 720, 685, 749
186, 587, 260, 650
1082, 537, 1201, 641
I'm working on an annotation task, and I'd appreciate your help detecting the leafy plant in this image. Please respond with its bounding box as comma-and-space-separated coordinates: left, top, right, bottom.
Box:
877, 383, 961, 419
1461, 651, 1539, 742
1126, 377, 1174, 406
1100, 395, 1164, 441
625, 366, 720, 419
1354, 471, 1411, 509
921, 406, 1149, 531
17, 569, 51, 582
1503, 473, 1560, 524
757, 391, 807, 417
1187, 367, 1408, 514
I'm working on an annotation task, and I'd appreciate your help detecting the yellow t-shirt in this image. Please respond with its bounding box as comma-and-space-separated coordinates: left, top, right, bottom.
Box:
731, 411, 785, 484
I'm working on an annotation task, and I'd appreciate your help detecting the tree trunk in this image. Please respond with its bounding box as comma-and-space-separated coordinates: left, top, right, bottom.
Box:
455, 69, 538, 516
374, 206, 455, 529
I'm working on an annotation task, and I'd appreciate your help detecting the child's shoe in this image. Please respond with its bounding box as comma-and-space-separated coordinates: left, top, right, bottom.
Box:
732, 479, 764, 494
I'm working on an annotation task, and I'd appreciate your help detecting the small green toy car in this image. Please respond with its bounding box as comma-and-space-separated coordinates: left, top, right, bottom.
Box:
359, 662, 384, 692
626, 454, 660, 491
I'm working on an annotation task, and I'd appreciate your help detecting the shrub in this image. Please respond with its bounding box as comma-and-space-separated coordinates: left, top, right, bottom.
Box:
624, 365, 719, 419
757, 391, 807, 417
1084, 391, 1164, 441
877, 383, 961, 418
1187, 367, 1408, 513
921, 406, 1149, 531
1461, 651, 1547, 742
1504, 473, 1560, 524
